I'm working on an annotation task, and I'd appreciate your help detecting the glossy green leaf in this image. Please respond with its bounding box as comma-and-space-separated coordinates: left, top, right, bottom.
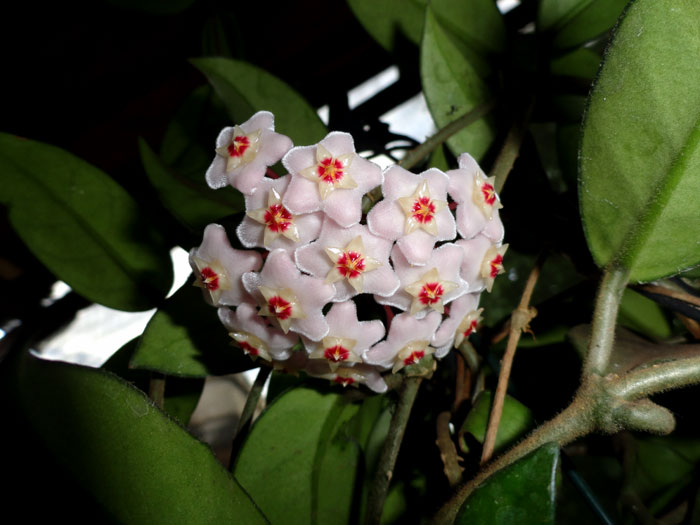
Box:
103, 338, 205, 426
460, 390, 533, 454
618, 288, 671, 340
0, 134, 172, 311
131, 279, 255, 377
421, 7, 495, 161
140, 138, 242, 231
456, 443, 561, 524
233, 386, 365, 524
347, 0, 425, 50
192, 57, 327, 147
579, 0, 700, 282
14, 354, 267, 524
538, 0, 627, 49
550, 47, 601, 80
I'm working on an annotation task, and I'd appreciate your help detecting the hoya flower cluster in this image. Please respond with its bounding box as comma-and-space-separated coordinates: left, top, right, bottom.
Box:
190, 111, 507, 393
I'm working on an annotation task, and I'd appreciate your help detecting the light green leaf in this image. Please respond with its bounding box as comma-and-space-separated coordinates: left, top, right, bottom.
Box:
140, 138, 242, 231
132, 279, 255, 377
191, 57, 327, 147
347, 0, 426, 50
431, 0, 506, 55
460, 390, 533, 454
579, 0, 700, 282
456, 443, 561, 524
538, 0, 627, 49
233, 386, 363, 524
0, 134, 172, 311
14, 354, 267, 524
421, 7, 495, 161
618, 288, 671, 340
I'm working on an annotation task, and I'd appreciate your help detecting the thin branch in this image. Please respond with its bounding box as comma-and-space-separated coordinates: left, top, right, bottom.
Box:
436, 411, 463, 487
491, 121, 526, 194
228, 365, 271, 471
480, 255, 543, 465
365, 376, 422, 525
639, 283, 700, 309
399, 100, 495, 171
148, 373, 166, 409
609, 356, 700, 400
583, 265, 631, 377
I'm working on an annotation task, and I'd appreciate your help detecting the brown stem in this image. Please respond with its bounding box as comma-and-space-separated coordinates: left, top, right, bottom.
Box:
436, 411, 463, 487
480, 255, 543, 465
638, 283, 700, 309
491, 121, 525, 194
148, 373, 166, 409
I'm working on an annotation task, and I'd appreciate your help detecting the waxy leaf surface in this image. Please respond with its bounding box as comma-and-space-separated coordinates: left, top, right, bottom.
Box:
580, 0, 700, 281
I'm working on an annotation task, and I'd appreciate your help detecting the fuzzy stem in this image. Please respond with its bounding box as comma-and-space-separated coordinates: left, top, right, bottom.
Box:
492, 122, 525, 194
431, 394, 595, 524
583, 265, 630, 377
365, 376, 422, 525
228, 366, 271, 471
399, 101, 495, 171
609, 356, 700, 400
481, 256, 543, 464
148, 373, 166, 409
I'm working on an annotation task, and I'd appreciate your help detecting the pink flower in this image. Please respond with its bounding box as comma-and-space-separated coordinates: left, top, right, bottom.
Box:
236, 175, 323, 253
456, 236, 509, 293
363, 311, 442, 373
432, 293, 482, 357
446, 153, 504, 242
282, 132, 382, 227
302, 301, 385, 370
218, 303, 298, 362
305, 361, 388, 393
189, 224, 262, 306
367, 166, 456, 265
205, 111, 293, 195
242, 249, 335, 341
375, 244, 467, 316
295, 219, 399, 302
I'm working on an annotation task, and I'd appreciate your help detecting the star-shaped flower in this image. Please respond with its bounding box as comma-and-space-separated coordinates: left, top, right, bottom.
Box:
189, 224, 262, 306
302, 301, 385, 370
237, 175, 322, 253
432, 293, 482, 357
218, 303, 298, 362
242, 249, 335, 340
363, 311, 442, 373
205, 111, 293, 195
375, 243, 467, 316
367, 166, 456, 265
295, 220, 399, 302
456, 236, 509, 293
282, 132, 382, 227
446, 153, 504, 242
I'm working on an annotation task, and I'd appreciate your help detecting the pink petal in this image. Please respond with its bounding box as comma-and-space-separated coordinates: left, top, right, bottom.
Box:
456, 236, 493, 292
218, 304, 297, 360
432, 293, 480, 354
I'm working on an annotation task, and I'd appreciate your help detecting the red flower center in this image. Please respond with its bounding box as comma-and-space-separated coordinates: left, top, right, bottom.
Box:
411, 196, 436, 223
239, 341, 259, 356
489, 254, 504, 278
481, 183, 497, 206
336, 251, 365, 279
324, 345, 350, 363
463, 319, 478, 338
419, 282, 444, 305
334, 376, 355, 386
267, 296, 293, 320
317, 157, 344, 184
200, 267, 219, 291
263, 204, 293, 233
227, 135, 250, 158
403, 350, 425, 366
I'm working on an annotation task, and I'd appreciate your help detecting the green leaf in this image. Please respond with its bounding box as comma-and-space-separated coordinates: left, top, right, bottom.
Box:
618, 288, 671, 340
131, 279, 256, 377
103, 338, 205, 426
430, 0, 506, 56
456, 443, 561, 524
233, 386, 363, 524
421, 7, 495, 161
460, 391, 533, 454
191, 58, 327, 147
550, 47, 601, 80
0, 134, 172, 311
538, 0, 627, 49
579, 0, 700, 282
14, 354, 267, 524
347, 0, 426, 50
140, 138, 242, 231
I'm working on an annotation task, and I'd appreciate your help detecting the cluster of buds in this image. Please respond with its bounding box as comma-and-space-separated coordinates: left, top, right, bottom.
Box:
190, 111, 507, 393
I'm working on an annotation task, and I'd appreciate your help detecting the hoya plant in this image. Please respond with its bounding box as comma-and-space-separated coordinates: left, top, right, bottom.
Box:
2, 0, 700, 523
